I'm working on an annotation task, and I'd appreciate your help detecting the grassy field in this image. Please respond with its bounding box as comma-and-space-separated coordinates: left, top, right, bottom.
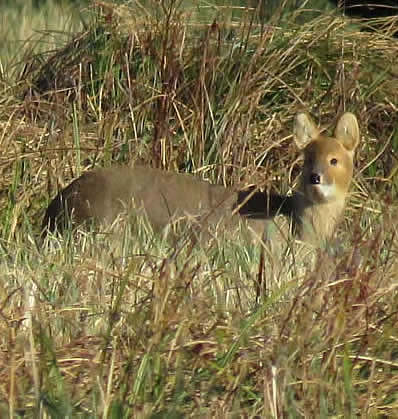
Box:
0, 0, 397, 417
0, 0, 84, 78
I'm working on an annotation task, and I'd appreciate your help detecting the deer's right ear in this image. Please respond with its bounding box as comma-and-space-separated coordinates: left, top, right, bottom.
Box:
294, 113, 320, 149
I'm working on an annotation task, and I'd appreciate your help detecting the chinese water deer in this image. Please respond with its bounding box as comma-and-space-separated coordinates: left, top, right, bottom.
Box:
42, 112, 359, 245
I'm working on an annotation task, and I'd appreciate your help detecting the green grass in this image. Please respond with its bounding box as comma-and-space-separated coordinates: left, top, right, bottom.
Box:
0, 0, 397, 417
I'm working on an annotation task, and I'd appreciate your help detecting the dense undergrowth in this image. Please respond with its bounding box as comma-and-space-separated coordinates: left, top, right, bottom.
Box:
0, 0, 397, 417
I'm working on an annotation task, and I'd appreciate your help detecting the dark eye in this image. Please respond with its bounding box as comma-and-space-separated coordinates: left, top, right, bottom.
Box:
330, 158, 338, 166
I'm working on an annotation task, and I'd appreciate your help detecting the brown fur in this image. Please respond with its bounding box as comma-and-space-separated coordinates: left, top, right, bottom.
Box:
292, 112, 359, 243
42, 112, 360, 244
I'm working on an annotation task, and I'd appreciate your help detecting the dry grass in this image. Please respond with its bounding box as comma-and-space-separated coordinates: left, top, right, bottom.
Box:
0, 0, 397, 416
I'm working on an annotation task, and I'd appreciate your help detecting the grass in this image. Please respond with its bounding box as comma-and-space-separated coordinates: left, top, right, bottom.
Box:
0, 0, 84, 80
0, 0, 397, 417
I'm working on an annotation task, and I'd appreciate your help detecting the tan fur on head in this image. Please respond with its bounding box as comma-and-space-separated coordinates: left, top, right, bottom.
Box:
293, 112, 360, 243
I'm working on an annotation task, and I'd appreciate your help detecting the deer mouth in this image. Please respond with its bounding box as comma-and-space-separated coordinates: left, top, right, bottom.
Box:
308, 182, 336, 202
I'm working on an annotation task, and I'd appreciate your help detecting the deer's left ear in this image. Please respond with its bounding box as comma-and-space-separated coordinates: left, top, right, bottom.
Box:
294, 113, 320, 150
334, 112, 360, 152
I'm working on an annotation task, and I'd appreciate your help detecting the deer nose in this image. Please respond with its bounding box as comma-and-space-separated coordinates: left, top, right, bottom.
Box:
310, 173, 321, 184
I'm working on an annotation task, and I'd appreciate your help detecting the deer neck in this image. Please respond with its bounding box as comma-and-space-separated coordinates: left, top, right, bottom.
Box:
291, 192, 345, 245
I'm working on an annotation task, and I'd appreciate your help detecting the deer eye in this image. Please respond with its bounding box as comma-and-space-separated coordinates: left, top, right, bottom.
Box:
330, 158, 338, 166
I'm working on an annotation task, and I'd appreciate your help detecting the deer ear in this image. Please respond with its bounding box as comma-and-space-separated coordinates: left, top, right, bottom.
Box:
294, 113, 320, 149
334, 112, 360, 152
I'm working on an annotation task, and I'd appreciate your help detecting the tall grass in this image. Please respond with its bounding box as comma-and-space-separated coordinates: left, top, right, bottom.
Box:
0, 0, 84, 79
0, 0, 397, 416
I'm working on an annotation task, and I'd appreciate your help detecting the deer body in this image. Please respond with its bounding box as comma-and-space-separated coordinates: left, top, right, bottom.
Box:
42, 112, 360, 245
43, 165, 237, 233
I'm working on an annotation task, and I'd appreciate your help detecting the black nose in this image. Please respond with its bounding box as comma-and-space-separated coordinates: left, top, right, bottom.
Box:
310, 173, 321, 184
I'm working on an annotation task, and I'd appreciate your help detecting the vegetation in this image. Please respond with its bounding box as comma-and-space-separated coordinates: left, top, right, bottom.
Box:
0, 0, 84, 74
0, 0, 397, 417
